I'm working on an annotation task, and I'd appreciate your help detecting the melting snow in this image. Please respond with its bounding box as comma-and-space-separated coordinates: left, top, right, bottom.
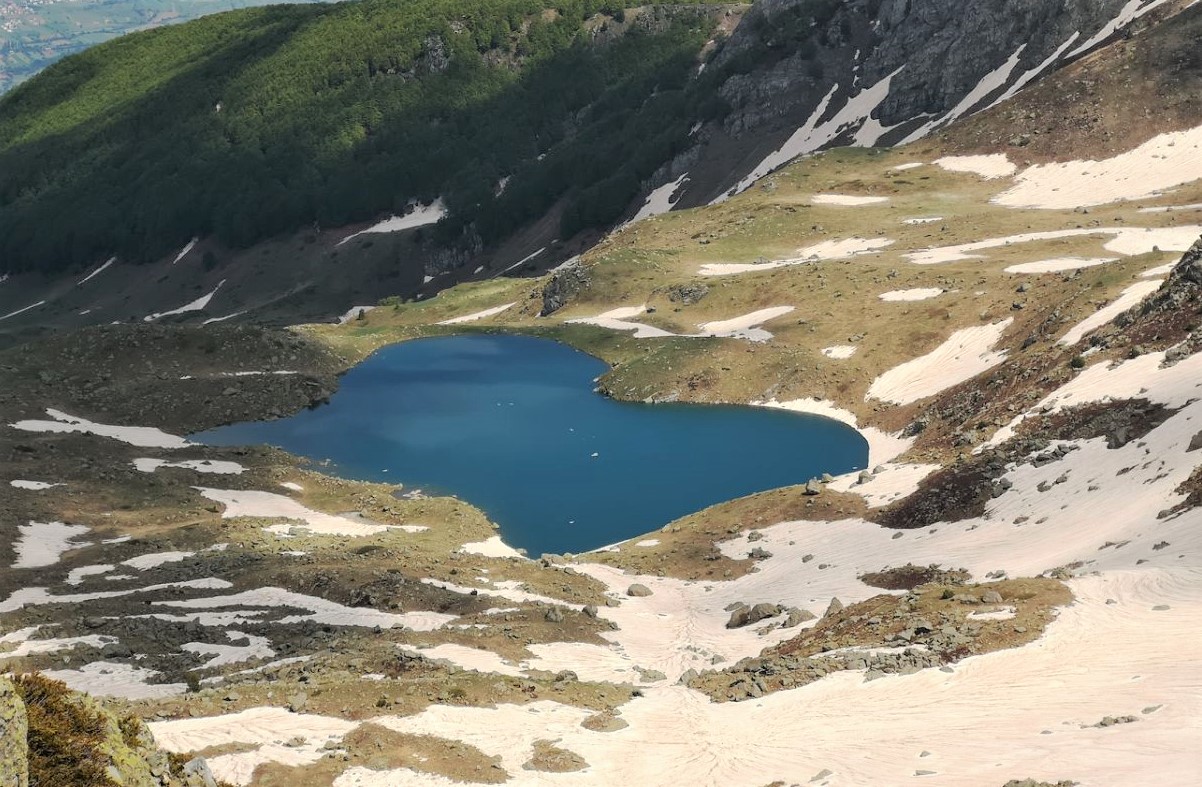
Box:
43, 661, 186, 700
878, 288, 943, 302
171, 238, 199, 265
11, 522, 90, 569
811, 194, 889, 206
821, 346, 858, 360
1059, 279, 1163, 346
995, 125, 1202, 210
122, 551, 195, 571
76, 257, 115, 286
934, 154, 1017, 180
436, 303, 516, 325
458, 536, 523, 559
867, 319, 1013, 405
133, 458, 245, 475
9, 480, 62, 490
150, 707, 357, 786
144, 280, 225, 322
155, 587, 455, 631
699, 238, 893, 276
11, 409, 190, 448
627, 174, 689, 226
182, 631, 275, 669
337, 200, 446, 246
195, 488, 392, 537
0, 300, 46, 321
1004, 257, 1116, 274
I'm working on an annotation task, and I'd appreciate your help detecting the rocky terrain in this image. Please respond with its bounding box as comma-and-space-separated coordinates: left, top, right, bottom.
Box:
3, 1, 1202, 786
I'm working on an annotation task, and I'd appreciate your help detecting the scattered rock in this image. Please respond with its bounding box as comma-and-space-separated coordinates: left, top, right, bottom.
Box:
626, 584, 653, 597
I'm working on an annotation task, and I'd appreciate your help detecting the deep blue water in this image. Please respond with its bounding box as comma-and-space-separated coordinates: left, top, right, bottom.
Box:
194, 335, 868, 555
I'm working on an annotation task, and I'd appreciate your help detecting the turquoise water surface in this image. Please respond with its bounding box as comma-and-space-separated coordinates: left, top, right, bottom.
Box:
194, 335, 868, 555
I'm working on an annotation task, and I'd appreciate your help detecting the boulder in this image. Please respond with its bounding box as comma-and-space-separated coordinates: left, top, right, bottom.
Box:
626, 584, 653, 597
781, 607, 817, 628
726, 602, 782, 628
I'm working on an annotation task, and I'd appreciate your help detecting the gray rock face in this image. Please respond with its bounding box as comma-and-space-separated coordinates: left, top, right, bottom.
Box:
676, 0, 1146, 206
666, 283, 710, 305
0, 678, 28, 787
540, 264, 591, 316
183, 758, 218, 787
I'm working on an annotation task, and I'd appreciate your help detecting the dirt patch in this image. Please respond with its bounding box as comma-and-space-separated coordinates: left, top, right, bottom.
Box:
858, 564, 970, 591
523, 739, 587, 772
253, 724, 507, 786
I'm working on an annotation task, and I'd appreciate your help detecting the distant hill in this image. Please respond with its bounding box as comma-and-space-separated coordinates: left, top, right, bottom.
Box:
0, 0, 332, 94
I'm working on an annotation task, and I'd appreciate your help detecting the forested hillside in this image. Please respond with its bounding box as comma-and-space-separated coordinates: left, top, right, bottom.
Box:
0, 0, 331, 94
0, 0, 753, 275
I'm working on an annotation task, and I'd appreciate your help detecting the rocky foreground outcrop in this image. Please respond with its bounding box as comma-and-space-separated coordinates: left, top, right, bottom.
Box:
0, 674, 220, 787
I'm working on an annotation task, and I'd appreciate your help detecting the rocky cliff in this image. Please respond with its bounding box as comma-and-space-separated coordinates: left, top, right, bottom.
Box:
0, 674, 220, 787
673, 0, 1184, 204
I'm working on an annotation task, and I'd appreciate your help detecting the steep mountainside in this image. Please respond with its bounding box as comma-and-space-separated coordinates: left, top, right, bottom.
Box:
0, 0, 1191, 353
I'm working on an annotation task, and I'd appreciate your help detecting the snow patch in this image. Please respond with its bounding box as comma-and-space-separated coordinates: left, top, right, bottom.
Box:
156, 587, 455, 631
76, 257, 115, 286
195, 488, 392, 537
627, 174, 689, 226
996, 125, 1202, 210
10, 480, 62, 490
436, 302, 516, 325
11, 409, 190, 448
145, 280, 225, 322
811, 194, 889, 207
1059, 279, 1163, 346
12, 522, 90, 569
867, 319, 1013, 405
1004, 257, 1116, 274
134, 458, 245, 475
821, 345, 858, 360
878, 288, 943, 302
458, 536, 523, 559
42, 661, 187, 700
935, 154, 1017, 180
699, 238, 893, 277
338, 201, 446, 246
